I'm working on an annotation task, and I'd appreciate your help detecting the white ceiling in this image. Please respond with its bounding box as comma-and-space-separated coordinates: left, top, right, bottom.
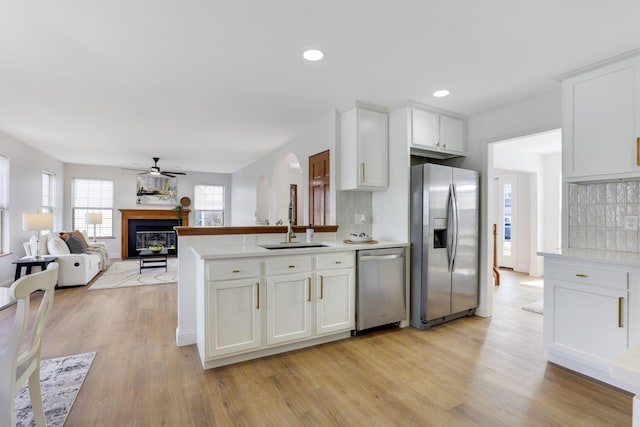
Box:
1, 1, 640, 174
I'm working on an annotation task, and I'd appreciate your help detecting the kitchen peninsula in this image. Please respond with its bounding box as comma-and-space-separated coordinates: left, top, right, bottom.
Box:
175, 225, 408, 369
538, 248, 640, 393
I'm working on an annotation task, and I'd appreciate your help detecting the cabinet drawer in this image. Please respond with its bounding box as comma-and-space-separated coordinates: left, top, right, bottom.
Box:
267, 256, 312, 275
546, 261, 628, 290
207, 259, 262, 281
317, 252, 355, 270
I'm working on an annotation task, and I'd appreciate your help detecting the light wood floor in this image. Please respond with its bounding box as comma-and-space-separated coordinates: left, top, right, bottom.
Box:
0, 270, 632, 426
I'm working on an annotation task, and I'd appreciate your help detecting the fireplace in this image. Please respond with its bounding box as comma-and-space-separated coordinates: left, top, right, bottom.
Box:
128, 219, 179, 257
119, 209, 189, 258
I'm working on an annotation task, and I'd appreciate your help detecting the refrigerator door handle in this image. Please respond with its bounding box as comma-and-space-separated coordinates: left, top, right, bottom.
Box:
450, 183, 459, 271
447, 184, 454, 272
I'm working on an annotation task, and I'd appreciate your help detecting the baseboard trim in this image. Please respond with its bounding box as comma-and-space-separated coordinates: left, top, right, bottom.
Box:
176, 328, 196, 347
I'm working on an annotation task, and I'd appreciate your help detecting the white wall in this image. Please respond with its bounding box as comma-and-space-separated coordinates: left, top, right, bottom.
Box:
461, 89, 562, 317
231, 114, 335, 226
0, 131, 65, 285
64, 164, 231, 259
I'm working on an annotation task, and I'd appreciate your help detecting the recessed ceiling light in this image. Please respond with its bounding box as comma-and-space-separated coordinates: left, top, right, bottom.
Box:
433, 89, 450, 98
303, 49, 324, 61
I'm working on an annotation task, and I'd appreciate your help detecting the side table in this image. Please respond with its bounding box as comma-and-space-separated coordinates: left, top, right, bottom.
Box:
139, 248, 168, 274
12, 256, 58, 281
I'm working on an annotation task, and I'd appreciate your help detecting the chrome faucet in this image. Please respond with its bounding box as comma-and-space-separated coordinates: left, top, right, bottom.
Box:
286, 202, 296, 243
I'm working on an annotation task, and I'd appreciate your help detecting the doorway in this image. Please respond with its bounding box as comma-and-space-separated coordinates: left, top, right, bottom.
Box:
488, 129, 561, 280
497, 174, 515, 269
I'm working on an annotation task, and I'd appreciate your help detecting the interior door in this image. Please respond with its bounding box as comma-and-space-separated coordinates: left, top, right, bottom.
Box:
309, 150, 330, 225
497, 175, 515, 269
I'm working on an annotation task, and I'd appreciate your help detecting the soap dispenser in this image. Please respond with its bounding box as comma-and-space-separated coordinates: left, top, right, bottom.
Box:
306, 224, 314, 242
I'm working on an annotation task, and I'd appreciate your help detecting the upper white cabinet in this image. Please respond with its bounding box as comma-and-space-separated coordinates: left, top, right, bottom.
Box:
338, 101, 389, 191
562, 55, 640, 181
407, 105, 467, 158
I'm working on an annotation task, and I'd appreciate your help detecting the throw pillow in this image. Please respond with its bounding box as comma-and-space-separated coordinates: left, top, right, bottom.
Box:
61, 230, 90, 247
65, 234, 87, 254
47, 232, 71, 255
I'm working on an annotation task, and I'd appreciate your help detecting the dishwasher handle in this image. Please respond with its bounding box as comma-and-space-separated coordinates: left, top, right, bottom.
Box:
359, 254, 404, 261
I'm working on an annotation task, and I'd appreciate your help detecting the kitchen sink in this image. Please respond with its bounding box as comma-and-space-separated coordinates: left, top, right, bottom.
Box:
260, 242, 328, 250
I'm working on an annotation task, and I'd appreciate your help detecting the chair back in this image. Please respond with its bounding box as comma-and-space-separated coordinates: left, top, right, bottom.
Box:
0, 262, 58, 426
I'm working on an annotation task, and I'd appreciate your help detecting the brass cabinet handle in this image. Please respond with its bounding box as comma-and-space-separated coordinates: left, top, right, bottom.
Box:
320, 276, 324, 300
335, 261, 342, 264
360, 163, 365, 183
575, 274, 588, 278
619, 297, 624, 328
232, 269, 240, 273
307, 278, 311, 302
256, 282, 260, 309
288, 265, 295, 269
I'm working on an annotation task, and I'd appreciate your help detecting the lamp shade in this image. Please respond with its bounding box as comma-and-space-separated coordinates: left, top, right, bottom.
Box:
86, 212, 103, 225
22, 213, 54, 231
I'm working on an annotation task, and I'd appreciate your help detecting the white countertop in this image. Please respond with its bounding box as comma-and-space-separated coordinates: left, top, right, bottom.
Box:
192, 240, 409, 260
538, 248, 640, 267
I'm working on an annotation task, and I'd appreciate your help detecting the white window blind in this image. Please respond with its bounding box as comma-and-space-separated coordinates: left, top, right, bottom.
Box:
0, 155, 7, 209
0, 155, 8, 254
73, 178, 114, 237
194, 184, 224, 226
42, 171, 54, 214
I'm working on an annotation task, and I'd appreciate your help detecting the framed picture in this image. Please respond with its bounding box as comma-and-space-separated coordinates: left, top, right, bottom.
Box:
136, 175, 178, 205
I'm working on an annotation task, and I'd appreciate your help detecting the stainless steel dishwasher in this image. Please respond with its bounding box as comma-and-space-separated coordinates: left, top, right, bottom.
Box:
356, 247, 406, 332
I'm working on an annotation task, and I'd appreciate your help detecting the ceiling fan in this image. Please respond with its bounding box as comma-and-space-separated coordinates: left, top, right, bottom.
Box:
123, 157, 186, 177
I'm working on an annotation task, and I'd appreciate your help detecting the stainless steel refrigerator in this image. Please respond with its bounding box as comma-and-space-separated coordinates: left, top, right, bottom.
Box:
410, 163, 478, 329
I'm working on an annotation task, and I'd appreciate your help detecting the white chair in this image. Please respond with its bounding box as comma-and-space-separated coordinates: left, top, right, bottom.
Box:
0, 262, 59, 427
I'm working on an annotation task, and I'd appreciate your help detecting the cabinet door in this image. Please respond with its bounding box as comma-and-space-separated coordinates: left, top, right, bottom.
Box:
207, 279, 262, 358
564, 60, 638, 180
439, 115, 465, 153
411, 108, 439, 149
551, 281, 627, 366
266, 272, 312, 345
316, 268, 355, 335
358, 108, 388, 189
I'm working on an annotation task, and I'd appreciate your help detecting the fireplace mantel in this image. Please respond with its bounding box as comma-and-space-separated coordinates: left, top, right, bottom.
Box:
120, 209, 190, 258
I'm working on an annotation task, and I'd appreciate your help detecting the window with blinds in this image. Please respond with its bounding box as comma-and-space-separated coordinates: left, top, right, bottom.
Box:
194, 184, 224, 226
0, 155, 7, 254
42, 171, 54, 214
72, 178, 114, 237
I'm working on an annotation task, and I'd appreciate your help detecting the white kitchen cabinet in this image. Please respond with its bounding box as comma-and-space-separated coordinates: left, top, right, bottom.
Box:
266, 272, 312, 345
316, 252, 355, 335
198, 250, 358, 369
338, 101, 388, 191
407, 106, 466, 158
541, 254, 640, 391
562, 55, 640, 181
207, 278, 262, 358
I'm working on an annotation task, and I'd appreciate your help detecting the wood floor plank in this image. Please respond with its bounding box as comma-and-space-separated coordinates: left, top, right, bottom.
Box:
0, 270, 632, 426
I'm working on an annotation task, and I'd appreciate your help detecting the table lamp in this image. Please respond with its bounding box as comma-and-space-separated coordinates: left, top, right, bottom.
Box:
22, 212, 54, 259
86, 212, 102, 243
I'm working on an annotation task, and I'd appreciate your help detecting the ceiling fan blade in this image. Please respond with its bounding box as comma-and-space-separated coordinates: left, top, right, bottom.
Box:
164, 171, 186, 175
122, 167, 147, 172
161, 172, 177, 178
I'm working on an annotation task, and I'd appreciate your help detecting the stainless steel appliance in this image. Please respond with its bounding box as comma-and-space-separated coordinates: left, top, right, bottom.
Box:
356, 247, 406, 331
410, 163, 478, 329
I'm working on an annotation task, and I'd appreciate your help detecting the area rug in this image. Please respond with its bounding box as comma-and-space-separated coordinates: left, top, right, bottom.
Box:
522, 299, 543, 314
89, 259, 178, 290
15, 352, 96, 427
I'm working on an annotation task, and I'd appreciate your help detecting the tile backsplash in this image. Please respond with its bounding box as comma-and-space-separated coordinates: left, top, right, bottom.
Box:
568, 181, 640, 252
336, 191, 372, 240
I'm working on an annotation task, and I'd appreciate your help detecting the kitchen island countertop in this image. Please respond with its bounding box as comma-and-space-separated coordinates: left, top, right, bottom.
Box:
191, 240, 409, 260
